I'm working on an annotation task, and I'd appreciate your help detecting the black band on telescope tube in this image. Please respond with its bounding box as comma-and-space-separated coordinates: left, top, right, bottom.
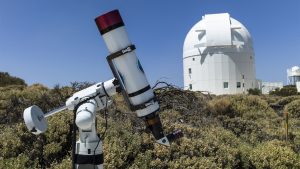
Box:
74, 154, 104, 165
99, 22, 124, 35
130, 97, 158, 111
107, 45, 136, 60
128, 85, 151, 98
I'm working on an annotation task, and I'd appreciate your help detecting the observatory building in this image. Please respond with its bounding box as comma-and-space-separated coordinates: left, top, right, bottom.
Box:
287, 66, 300, 85
183, 13, 256, 95
287, 66, 300, 93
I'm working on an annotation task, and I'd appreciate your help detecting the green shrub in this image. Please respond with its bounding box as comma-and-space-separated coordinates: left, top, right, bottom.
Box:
1, 75, 300, 168
0, 72, 26, 87
208, 95, 277, 120
276, 96, 300, 107
219, 116, 269, 143
208, 97, 232, 117
51, 156, 72, 169
284, 99, 300, 118
247, 88, 261, 95
0, 153, 37, 169
230, 95, 277, 120
249, 140, 300, 168
0, 126, 24, 158
0, 123, 42, 168
168, 156, 217, 169
270, 85, 299, 96
0, 84, 73, 125
101, 118, 142, 169
159, 126, 242, 168
260, 94, 281, 104
292, 130, 300, 153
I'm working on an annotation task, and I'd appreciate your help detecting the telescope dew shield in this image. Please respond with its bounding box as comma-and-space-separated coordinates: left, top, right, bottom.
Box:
95, 10, 159, 118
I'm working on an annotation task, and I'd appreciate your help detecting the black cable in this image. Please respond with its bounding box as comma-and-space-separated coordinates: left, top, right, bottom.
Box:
152, 81, 175, 89
100, 97, 109, 139
93, 96, 109, 169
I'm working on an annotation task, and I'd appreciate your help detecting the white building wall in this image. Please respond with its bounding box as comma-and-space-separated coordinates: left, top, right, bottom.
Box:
296, 82, 300, 92
183, 13, 256, 95
255, 79, 262, 90
261, 82, 283, 94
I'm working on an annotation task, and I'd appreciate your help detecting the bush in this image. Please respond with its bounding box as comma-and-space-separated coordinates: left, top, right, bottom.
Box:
0, 83, 73, 125
208, 97, 232, 117
230, 95, 277, 120
0, 72, 26, 87
270, 85, 299, 96
219, 116, 268, 143
0, 123, 40, 168
43, 111, 73, 166
1, 74, 300, 168
0, 153, 36, 169
284, 99, 300, 118
208, 95, 277, 120
249, 140, 300, 168
100, 118, 143, 169
259, 94, 281, 104
275, 95, 300, 106
247, 88, 261, 95
51, 156, 72, 169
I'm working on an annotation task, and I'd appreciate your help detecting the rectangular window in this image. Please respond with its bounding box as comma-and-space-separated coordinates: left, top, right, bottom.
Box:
243, 83, 245, 87
188, 68, 192, 74
192, 58, 195, 61
237, 82, 241, 88
223, 82, 229, 89
189, 84, 192, 90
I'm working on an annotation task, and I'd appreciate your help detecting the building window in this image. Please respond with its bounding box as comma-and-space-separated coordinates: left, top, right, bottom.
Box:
188, 68, 192, 74
243, 83, 245, 87
237, 82, 241, 88
189, 84, 192, 90
192, 58, 195, 61
223, 82, 229, 89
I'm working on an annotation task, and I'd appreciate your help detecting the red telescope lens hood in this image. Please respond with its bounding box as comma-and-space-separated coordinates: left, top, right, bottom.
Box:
95, 9, 124, 35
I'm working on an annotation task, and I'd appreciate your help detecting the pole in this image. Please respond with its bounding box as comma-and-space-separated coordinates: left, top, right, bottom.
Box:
44, 105, 68, 118
284, 111, 289, 142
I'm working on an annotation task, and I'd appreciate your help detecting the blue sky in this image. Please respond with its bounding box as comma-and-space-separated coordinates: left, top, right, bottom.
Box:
0, 0, 299, 88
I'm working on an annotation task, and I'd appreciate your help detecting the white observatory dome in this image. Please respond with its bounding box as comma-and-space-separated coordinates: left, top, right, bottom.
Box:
183, 13, 256, 95
287, 66, 300, 85
291, 66, 300, 72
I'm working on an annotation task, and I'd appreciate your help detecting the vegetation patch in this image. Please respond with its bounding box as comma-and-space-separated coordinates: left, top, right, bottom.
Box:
1, 73, 300, 168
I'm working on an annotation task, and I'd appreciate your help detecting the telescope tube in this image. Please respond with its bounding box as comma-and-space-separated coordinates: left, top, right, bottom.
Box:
95, 10, 171, 145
